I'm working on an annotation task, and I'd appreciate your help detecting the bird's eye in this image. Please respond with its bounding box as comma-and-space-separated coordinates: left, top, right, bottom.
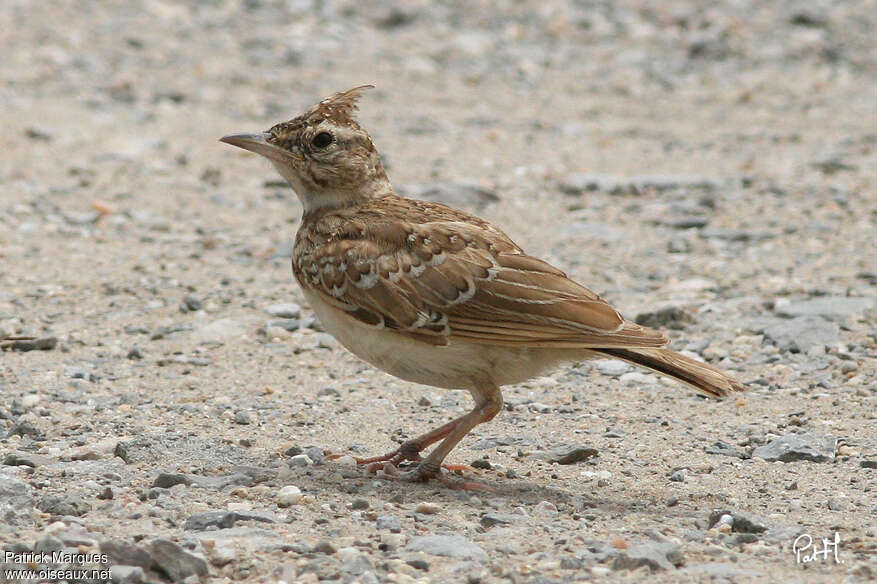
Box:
312, 132, 334, 148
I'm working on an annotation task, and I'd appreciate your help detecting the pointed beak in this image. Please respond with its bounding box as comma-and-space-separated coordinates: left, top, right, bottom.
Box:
220, 132, 294, 164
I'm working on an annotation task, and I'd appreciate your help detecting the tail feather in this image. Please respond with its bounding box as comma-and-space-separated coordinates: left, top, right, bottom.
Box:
596, 347, 745, 397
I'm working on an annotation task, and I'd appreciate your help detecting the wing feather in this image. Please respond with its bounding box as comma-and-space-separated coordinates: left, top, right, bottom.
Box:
294, 219, 669, 349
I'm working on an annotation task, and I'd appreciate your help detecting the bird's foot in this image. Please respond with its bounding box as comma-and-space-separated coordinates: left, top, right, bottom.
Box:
375, 461, 493, 491
324, 440, 424, 467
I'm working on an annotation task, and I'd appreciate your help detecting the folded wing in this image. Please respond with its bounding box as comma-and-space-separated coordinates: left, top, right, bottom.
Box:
295, 220, 668, 349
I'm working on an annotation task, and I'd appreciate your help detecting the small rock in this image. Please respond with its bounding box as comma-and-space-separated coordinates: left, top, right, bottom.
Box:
313, 541, 337, 554
480, 512, 520, 528
596, 360, 629, 377
184, 511, 237, 530
775, 297, 875, 320
669, 469, 687, 482
181, 295, 202, 312
351, 499, 370, 510
635, 306, 694, 330
415, 502, 441, 515
376, 514, 401, 532
153, 473, 192, 488
277, 485, 302, 507
539, 445, 599, 465
266, 318, 300, 332
150, 538, 209, 581
36, 494, 90, 517
756, 316, 841, 353
704, 441, 749, 459
233, 410, 252, 425
264, 303, 301, 318
860, 459, 877, 469
708, 510, 768, 534
752, 434, 837, 463
405, 535, 488, 562
288, 454, 312, 467
612, 541, 683, 571
109, 565, 145, 584
3, 336, 57, 351
100, 541, 154, 570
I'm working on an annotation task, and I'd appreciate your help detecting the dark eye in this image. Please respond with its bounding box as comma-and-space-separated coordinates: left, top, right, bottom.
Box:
312, 132, 334, 148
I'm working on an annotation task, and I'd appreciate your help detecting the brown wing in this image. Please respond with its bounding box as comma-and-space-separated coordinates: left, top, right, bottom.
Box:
295, 220, 668, 349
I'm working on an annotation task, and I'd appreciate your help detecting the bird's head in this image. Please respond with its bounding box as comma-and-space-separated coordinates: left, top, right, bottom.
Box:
221, 85, 389, 213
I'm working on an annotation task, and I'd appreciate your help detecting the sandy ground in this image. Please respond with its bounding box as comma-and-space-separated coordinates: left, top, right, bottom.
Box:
1, 1, 876, 583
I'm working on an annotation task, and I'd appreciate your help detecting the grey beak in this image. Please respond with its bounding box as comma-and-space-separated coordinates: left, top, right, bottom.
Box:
220, 132, 300, 166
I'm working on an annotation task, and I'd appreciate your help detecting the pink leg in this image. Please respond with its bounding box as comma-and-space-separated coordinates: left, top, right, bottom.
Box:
326, 385, 503, 487
380, 387, 503, 486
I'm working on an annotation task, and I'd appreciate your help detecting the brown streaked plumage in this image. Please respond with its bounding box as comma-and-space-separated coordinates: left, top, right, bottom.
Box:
221, 86, 746, 487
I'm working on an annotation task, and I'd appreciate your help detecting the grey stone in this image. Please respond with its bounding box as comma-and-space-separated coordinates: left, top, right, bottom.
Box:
266, 318, 300, 332
537, 445, 599, 465
192, 318, 252, 344
37, 493, 90, 517
150, 538, 209, 581
376, 514, 401, 533
755, 316, 841, 352
153, 473, 192, 488
399, 180, 498, 211
109, 565, 145, 584
635, 306, 695, 330
559, 174, 720, 196
405, 535, 488, 562
3, 336, 57, 351
480, 512, 521, 528
776, 297, 876, 319
470, 435, 534, 450
708, 510, 769, 533
264, 303, 301, 318
704, 441, 750, 459
33, 535, 64, 554
184, 511, 237, 530
181, 295, 202, 312
100, 540, 154, 570
752, 434, 837, 463
680, 563, 762, 578
612, 541, 683, 571
3, 452, 53, 467
595, 360, 630, 377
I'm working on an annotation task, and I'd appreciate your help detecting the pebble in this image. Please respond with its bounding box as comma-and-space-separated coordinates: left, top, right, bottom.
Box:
595, 360, 630, 377
539, 444, 599, 465
415, 502, 441, 514
276, 485, 303, 507
775, 296, 876, 319
612, 541, 683, 571
752, 434, 838, 463
288, 454, 312, 467
149, 538, 209, 581
376, 515, 401, 532
264, 303, 302, 318
404, 535, 488, 562
754, 316, 841, 353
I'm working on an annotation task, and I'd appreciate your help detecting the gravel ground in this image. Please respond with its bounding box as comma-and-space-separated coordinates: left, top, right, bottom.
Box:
1, 1, 876, 583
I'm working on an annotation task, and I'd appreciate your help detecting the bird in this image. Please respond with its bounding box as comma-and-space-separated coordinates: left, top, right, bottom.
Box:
220, 86, 745, 486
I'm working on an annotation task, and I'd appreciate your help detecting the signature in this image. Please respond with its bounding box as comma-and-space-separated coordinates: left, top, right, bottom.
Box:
793, 532, 842, 564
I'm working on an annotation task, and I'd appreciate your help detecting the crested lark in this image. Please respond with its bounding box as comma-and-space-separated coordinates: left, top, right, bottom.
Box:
221, 86, 745, 485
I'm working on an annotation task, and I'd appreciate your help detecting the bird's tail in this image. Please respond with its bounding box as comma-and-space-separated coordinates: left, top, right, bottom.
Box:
596, 347, 745, 398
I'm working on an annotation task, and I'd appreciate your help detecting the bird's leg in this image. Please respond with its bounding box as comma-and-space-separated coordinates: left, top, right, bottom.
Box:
325, 413, 472, 467
380, 386, 503, 487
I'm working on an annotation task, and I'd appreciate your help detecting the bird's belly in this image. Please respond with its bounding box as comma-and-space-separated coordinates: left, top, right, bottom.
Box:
301, 289, 575, 389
